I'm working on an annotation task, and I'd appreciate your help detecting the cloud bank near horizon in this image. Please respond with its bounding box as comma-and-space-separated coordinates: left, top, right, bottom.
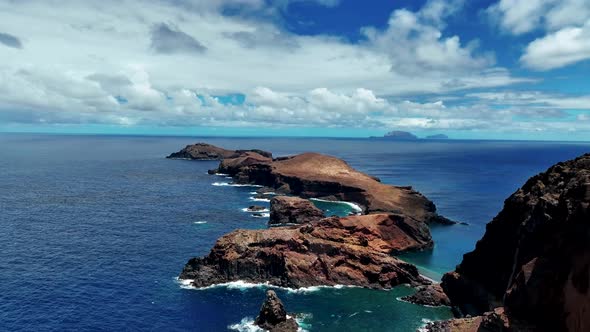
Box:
0, 0, 589, 139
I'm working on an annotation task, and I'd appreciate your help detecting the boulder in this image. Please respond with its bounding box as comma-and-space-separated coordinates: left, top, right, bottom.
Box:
402, 284, 451, 307
269, 196, 324, 226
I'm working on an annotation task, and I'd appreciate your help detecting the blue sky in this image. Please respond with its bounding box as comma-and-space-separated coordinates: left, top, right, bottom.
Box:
0, 0, 589, 140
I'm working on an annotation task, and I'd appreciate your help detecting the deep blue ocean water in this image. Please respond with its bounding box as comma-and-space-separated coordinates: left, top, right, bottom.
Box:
1, 134, 589, 331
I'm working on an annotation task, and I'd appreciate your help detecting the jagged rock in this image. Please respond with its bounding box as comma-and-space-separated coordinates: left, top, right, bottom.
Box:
402, 284, 451, 307
269, 196, 324, 226
247, 205, 266, 212
440, 153, 590, 332
255, 290, 298, 332
179, 213, 433, 289
166, 143, 272, 160
215, 151, 452, 225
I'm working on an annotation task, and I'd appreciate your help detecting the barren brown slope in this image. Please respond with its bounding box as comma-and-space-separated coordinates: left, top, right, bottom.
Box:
218, 152, 452, 224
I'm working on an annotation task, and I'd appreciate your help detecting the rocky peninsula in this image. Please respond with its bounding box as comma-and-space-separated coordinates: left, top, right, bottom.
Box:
420, 153, 590, 332
212, 150, 453, 225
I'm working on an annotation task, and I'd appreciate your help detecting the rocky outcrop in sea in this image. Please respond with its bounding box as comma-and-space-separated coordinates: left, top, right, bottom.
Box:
255, 290, 298, 332
166, 142, 272, 160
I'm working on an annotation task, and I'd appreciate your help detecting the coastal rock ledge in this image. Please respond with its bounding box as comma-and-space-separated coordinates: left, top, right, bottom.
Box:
179, 213, 433, 289
435, 153, 590, 332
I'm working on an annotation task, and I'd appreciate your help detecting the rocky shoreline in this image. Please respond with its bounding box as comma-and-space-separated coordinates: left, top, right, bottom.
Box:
170, 143, 590, 331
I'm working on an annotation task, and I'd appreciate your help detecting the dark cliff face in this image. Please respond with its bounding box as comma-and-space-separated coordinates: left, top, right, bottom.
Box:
442, 153, 590, 332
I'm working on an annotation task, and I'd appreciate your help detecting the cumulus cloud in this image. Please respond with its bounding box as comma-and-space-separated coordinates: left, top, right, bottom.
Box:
487, 0, 590, 34
520, 20, 590, 70
150, 23, 207, 54
0, 32, 23, 49
362, 0, 492, 74
488, 0, 590, 70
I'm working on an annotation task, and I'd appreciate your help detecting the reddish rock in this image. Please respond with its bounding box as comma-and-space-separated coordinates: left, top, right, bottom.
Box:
179, 214, 432, 289
269, 196, 324, 226
255, 290, 298, 332
166, 143, 272, 160
441, 153, 590, 332
401, 284, 451, 307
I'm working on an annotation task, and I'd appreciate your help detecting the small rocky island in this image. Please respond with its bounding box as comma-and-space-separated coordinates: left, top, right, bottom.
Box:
166, 142, 272, 160
370, 131, 450, 140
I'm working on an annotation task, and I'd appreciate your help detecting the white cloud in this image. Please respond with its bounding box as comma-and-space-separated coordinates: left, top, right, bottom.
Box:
362, 0, 493, 74
488, 0, 590, 70
520, 20, 590, 70
488, 0, 590, 34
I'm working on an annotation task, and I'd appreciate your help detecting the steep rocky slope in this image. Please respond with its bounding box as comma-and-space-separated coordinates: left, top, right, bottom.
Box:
439, 153, 590, 332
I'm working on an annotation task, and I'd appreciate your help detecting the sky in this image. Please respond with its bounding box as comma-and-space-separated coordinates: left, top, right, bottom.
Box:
0, 0, 589, 140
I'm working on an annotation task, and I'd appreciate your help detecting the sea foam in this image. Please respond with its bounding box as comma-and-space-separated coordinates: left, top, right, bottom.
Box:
309, 198, 363, 213
229, 316, 309, 332
241, 207, 270, 213
177, 279, 357, 294
249, 197, 271, 202
212, 182, 263, 187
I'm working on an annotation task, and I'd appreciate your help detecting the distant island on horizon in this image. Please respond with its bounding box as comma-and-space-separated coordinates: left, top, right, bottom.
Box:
370, 131, 449, 140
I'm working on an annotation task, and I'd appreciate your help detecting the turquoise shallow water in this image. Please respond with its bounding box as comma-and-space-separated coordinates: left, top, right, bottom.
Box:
1, 134, 589, 331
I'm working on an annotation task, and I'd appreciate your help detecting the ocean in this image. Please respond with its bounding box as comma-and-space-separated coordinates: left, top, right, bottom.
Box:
1, 133, 589, 331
